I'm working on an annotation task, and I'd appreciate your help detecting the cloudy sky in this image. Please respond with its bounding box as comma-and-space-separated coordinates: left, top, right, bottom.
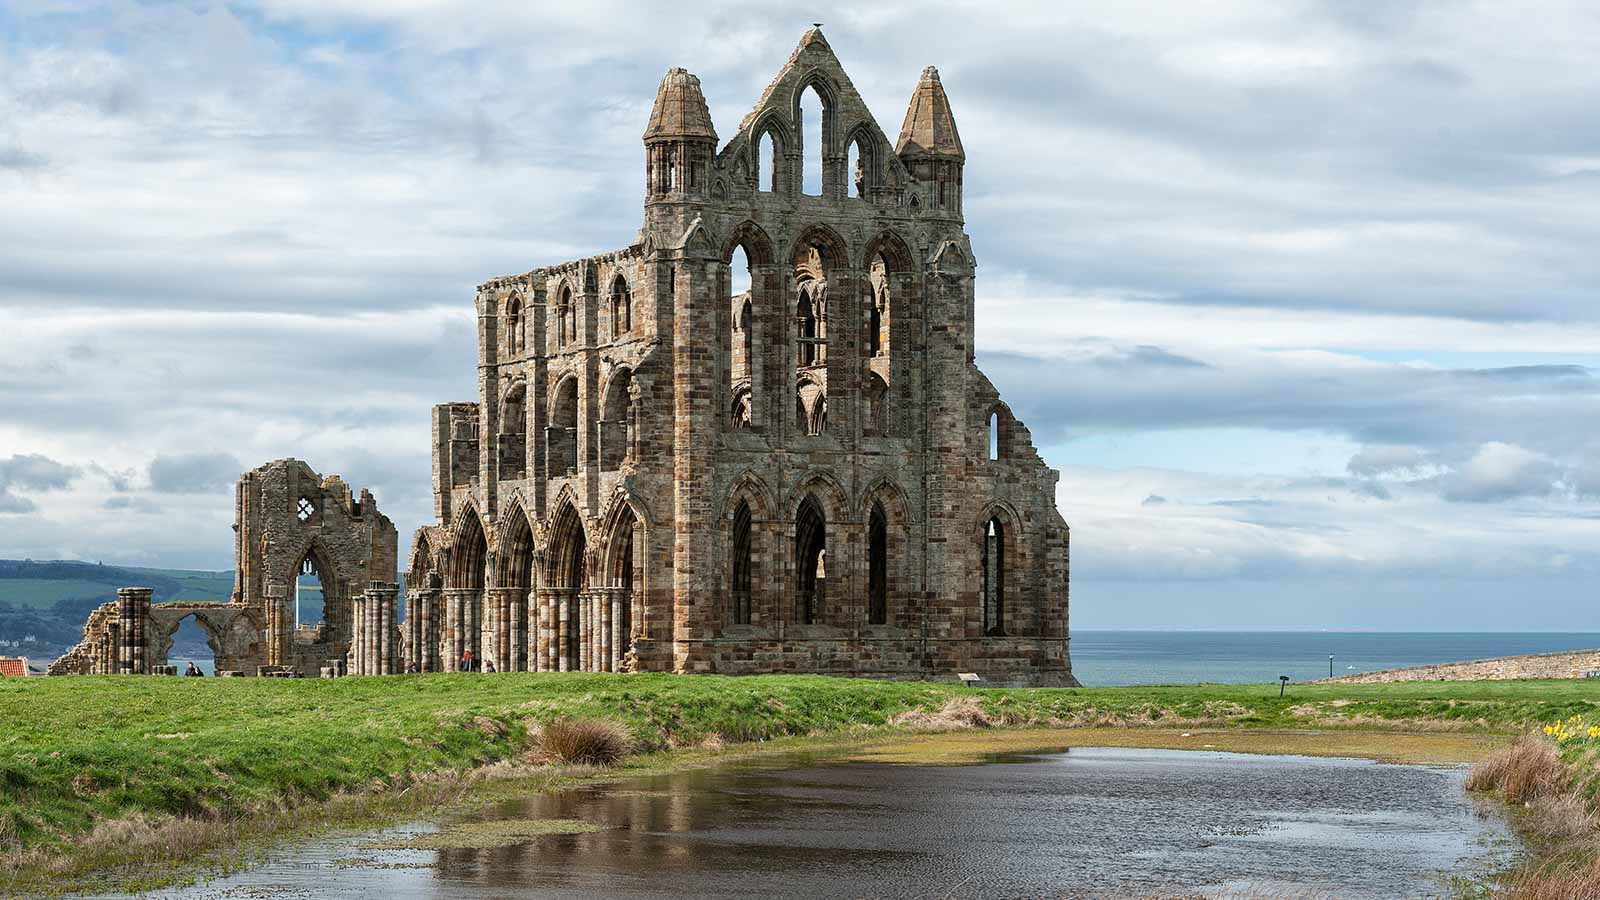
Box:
3, 1, 1599, 630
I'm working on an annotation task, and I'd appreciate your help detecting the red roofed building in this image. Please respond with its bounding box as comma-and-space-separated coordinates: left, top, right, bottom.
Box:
0, 657, 30, 677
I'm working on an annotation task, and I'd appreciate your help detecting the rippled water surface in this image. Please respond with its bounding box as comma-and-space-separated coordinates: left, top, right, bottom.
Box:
144, 747, 1516, 899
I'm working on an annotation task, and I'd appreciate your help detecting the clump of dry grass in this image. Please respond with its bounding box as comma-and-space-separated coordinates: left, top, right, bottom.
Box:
536, 718, 633, 766
1504, 853, 1600, 900
888, 695, 998, 731
1466, 734, 1565, 804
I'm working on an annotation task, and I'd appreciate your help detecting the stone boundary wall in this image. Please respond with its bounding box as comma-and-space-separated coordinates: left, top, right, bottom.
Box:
1319, 648, 1600, 684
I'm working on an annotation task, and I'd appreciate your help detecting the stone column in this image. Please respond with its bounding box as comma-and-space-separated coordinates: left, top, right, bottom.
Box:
466, 589, 482, 665
595, 586, 604, 669
351, 594, 365, 675
421, 590, 437, 671
369, 582, 392, 675
537, 588, 552, 672
557, 590, 571, 672
583, 591, 593, 672
443, 589, 463, 671
519, 591, 532, 671
608, 586, 620, 669
126, 587, 151, 674
497, 589, 511, 671
116, 593, 134, 674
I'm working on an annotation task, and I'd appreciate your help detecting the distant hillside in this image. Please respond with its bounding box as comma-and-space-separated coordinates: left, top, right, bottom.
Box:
0, 559, 232, 661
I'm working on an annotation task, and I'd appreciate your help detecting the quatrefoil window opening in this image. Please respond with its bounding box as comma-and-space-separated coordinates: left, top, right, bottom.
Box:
296, 497, 315, 522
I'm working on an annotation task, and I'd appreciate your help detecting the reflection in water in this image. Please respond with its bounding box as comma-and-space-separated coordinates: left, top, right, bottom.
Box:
142, 747, 1517, 899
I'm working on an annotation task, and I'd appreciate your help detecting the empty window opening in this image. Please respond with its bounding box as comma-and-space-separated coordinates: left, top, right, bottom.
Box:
296, 496, 315, 522
869, 253, 890, 356
868, 503, 887, 625
797, 291, 818, 366
731, 244, 751, 296
499, 382, 527, 479
864, 373, 888, 437
848, 137, 863, 198
550, 377, 579, 476
610, 276, 631, 337
557, 286, 574, 346
295, 553, 325, 628
732, 501, 752, 625
988, 411, 999, 461
758, 131, 777, 192
867, 295, 882, 356
506, 298, 522, 355
170, 613, 214, 674
600, 369, 632, 470
795, 496, 826, 624
982, 517, 1006, 636
800, 85, 824, 196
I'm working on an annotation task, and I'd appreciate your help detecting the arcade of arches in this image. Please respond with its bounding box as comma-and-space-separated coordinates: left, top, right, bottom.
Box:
410, 30, 1077, 686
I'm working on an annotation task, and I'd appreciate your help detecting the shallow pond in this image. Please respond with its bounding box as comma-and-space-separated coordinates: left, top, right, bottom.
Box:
141, 746, 1517, 899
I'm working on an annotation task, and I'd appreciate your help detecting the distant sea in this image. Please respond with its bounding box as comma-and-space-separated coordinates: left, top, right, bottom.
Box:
172, 631, 1600, 685
1070, 631, 1600, 687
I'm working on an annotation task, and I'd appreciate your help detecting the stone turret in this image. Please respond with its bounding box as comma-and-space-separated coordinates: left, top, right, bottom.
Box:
643, 67, 717, 204
896, 66, 965, 216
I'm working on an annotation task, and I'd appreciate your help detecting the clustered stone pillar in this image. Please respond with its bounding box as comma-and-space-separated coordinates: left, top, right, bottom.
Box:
116, 587, 152, 674
557, 589, 572, 672
422, 588, 441, 671
442, 588, 483, 671
348, 582, 399, 675
405, 588, 443, 672
482, 586, 529, 672
265, 593, 291, 668
535, 588, 555, 672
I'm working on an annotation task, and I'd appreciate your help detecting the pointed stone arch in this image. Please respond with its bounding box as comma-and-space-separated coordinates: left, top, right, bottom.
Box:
718, 471, 777, 629
545, 498, 588, 589
863, 228, 916, 274
720, 220, 776, 267
498, 500, 536, 590
860, 475, 913, 629
788, 222, 851, 274
785, 468, 851, 523
448, 505, 488, 590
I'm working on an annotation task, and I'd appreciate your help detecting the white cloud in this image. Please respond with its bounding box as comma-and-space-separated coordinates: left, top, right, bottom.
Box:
3, 2, 1600, 627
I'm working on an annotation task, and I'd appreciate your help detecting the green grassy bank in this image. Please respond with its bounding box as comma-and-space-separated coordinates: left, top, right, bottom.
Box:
1, 674, 1596, 891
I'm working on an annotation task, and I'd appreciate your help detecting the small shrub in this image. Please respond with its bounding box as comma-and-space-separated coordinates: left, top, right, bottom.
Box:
537, 718, 633, 766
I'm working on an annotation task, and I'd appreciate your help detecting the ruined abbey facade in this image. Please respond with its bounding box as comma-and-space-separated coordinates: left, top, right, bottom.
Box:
405, 30, 1076, 685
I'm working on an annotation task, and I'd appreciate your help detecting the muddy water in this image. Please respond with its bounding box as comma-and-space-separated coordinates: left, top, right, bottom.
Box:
144, 747, 1516, 899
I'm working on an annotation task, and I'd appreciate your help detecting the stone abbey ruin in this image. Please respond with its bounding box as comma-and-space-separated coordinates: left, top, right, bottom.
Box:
52, 459, 398, 676
55, 30, 1077, 685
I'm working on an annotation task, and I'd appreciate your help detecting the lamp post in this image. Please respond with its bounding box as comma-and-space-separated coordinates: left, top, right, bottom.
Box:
1329, 655, 1334, 679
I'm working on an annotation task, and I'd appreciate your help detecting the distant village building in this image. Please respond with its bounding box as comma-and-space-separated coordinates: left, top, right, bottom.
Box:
404, 29, 1076, 685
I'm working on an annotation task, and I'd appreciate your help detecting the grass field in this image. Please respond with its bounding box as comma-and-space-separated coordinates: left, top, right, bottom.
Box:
0, 674, 1594, 893
3, 673, 1595, 856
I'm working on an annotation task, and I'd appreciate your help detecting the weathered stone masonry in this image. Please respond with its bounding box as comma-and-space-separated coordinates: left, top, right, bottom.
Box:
52, 459, 398, 676
407, 30, 1078, 686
